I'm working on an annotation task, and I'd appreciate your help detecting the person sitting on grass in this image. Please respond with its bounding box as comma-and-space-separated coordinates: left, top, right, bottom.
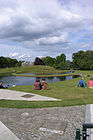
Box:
79, 72, 82, 77
88, 78, 93, 88
0, 83, 8, 89
41, 78, 51, 90
77, 77, 86, 88
34, 78, 42, 90
0, 83, 4, 88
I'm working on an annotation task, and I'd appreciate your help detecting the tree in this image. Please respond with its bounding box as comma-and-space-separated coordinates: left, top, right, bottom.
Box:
42, 56, 56, 66
0, 56, 7, 68
72, 50, 93, 70
41, 53, 67, 70
65, 60, 72, 69
56, 54, 66, 64
79, 51, 93, 70
72, 50, 84, 69
55, 54, 66, 70
34, 57, 44, 65
0, 56, 22, 68
55, 61, 67, 70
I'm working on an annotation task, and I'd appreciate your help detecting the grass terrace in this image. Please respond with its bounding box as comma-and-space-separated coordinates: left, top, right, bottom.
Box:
0, 65, 70, 77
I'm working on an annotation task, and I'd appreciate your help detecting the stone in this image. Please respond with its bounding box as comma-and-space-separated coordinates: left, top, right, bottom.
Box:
21, 94, 35, 98
21, 112, 29, 117
39, 119, 67, 135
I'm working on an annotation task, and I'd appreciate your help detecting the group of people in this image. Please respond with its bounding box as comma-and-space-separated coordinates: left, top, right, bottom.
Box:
0, 76, 93, 90
34, 78, 50, 90
77, 77, 93, 88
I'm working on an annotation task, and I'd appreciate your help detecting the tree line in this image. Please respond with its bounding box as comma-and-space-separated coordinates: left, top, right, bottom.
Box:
0, 56, 22, 68
72, 50, 93, 70
34, 53, 71, 70
0, 50, 93, 70
34, 50, 93, 70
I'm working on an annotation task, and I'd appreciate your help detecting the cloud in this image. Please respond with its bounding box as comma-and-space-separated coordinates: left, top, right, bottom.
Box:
0, 0, 83, 42
8, 52, 35, 61
0, 0, 93, 61
9, 52, 19, 57
37, 33, 68, 45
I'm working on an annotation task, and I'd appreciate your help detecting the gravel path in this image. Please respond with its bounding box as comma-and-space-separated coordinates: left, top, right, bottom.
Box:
0, 105, 86, 140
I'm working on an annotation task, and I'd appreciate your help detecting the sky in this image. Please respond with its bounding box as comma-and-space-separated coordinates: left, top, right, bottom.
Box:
0, 0, 93, 61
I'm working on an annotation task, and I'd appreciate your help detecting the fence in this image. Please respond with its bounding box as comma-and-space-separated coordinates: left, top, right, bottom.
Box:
75, 123, 93, 140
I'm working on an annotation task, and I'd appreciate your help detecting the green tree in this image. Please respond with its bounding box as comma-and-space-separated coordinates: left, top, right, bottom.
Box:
34, 57, 44, 65
42, 56, 56, 66
72, 50, 93, 70
56, 54, 66, 64
0, 56, 7, 68
72, 50, 84, 69
55, 54, 66, 70
55, 61, 67, 70
79, 51, 93, 70
0, 56, 22, 68
65, 60, 72, 69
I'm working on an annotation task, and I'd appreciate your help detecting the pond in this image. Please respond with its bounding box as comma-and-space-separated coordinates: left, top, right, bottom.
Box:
19, 71, 74, 75
0, 74, 78, 87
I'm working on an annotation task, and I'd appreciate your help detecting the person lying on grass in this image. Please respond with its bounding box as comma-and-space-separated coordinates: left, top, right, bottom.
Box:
77, 77, 86, 88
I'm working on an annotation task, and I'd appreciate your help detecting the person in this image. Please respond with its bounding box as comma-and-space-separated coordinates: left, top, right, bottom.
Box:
0, 83, 4, 88
12, 84, 16, 87
41, 78, 50, 90
88, 78, 93, 88
77, 77, 86, 88
0, 83, 8, 89
79, 72, 82, 77
34, 78, 42, 90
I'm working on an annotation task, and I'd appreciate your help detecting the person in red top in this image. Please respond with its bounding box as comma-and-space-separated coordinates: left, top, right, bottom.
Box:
34, 78, 42, 90
89, 78, 93, 88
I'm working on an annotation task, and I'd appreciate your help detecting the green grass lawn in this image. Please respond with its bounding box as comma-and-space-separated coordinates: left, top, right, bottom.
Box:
0, 75, 93, 108
0, 66, 93, 108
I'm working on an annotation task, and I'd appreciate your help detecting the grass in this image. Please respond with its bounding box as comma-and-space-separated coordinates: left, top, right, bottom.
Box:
0, 65, 70, 77
0, 99, 85, 108
8, 76, 93, 100
0, 75, 93, 108
0, 67, 15, 76
0, 66, 93, 108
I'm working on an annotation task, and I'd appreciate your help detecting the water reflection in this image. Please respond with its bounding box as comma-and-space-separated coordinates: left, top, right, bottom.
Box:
0, 75, 78, 87
47, 77, 54, 80
19, 71, 74, 76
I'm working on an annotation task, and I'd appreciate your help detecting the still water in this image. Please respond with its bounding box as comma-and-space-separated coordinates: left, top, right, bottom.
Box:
20, 71, 74, 75
0, 75, 78, 87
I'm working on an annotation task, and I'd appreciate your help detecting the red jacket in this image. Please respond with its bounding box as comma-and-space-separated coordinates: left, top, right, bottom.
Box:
89, 80, 93, 87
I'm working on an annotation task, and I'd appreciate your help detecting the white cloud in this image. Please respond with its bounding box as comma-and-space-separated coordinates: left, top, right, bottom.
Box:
0, 0, 93, 60
8, 52, 35, 61
37, 33, 68, 45
9, 52, 19, 57
0, 0, 83, 41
